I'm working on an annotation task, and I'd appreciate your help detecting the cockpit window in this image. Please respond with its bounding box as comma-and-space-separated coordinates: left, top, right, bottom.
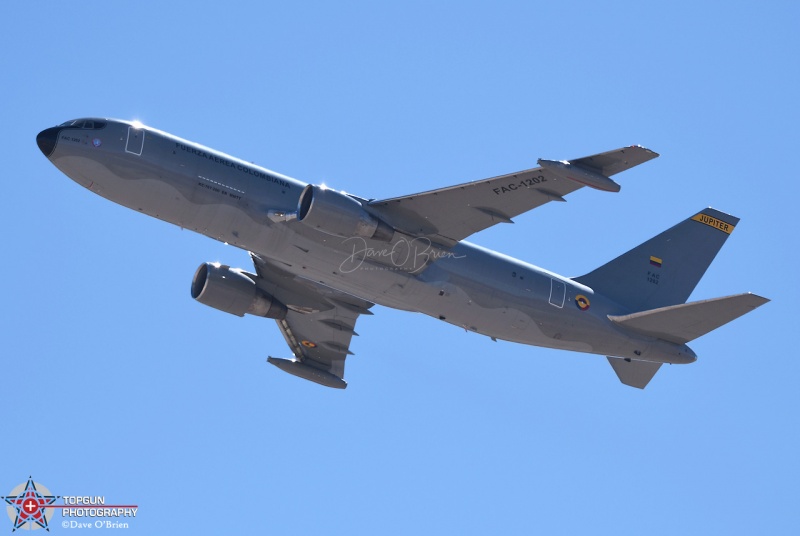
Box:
58, 119, 107, 130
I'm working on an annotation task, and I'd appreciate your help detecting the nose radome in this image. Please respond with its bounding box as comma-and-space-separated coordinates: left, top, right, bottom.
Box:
36, 127, 60, 158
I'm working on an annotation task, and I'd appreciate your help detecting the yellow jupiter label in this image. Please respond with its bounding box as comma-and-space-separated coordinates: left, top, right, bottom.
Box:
691, 213, 735, 234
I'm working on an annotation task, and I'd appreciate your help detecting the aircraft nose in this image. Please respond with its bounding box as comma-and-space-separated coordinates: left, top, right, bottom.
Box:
36, 127, 60, 158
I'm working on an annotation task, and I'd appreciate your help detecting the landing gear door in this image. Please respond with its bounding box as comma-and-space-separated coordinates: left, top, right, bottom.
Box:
125, 126, 145, 155
549, 278, 565, 308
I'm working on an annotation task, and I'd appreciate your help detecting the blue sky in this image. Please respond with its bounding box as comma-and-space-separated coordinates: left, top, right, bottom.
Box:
3, 2, 798, 534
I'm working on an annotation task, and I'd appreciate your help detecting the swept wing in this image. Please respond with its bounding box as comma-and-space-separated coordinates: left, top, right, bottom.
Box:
368, 146, 658, 245
250, 253, 373, 388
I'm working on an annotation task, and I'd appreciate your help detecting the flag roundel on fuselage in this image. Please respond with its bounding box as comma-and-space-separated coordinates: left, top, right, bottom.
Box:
575, 295, 590, 311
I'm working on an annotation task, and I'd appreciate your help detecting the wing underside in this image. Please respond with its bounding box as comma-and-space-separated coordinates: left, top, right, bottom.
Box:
249, 146, 658, 388
367, 146, 658, 245
250, 253, 373, 388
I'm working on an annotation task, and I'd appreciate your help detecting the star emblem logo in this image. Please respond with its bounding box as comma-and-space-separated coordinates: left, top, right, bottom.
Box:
2, 477, 59, 531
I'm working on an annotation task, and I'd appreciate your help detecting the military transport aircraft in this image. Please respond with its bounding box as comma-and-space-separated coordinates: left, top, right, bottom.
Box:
36, 119, 768, 389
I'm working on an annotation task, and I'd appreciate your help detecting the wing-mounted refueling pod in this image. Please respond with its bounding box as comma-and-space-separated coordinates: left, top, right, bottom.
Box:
267, 356, 348, 389
537, 158, 622, 192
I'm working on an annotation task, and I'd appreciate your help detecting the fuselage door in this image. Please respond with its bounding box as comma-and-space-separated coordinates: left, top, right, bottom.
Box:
549, 278, 565, 308
125, 126, 145, 155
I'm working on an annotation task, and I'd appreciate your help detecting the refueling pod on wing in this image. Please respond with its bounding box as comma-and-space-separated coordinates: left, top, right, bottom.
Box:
538, 158, 621, 192
267, 356, 348, 389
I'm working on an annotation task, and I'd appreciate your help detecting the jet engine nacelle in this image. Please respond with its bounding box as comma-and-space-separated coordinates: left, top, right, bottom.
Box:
191, 263, 287, 319
297, 184, 394, 242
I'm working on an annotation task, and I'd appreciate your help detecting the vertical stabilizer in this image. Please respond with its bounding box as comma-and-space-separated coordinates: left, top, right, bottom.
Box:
574, 208, 738, 312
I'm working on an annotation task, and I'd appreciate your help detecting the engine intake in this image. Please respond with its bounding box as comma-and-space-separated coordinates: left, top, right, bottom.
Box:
191, 263, 287, 319
297, 185, 394, 242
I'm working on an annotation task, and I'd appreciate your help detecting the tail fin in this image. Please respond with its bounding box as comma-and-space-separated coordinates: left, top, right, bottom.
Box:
574, 208, 738, 312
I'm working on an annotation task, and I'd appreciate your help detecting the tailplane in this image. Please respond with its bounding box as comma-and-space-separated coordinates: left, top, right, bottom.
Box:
609, 293, 769, 344
574, 208, 739, 312
579, 209, 771, 389
606, 293, 768, 389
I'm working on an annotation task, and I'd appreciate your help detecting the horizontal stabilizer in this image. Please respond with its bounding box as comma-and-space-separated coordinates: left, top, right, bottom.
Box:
607, 357, 662, 389
609, 293, 769, 344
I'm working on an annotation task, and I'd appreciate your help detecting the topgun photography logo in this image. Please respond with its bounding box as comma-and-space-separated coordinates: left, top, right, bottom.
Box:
1, 477, 57, 531
2, 477, 137, 531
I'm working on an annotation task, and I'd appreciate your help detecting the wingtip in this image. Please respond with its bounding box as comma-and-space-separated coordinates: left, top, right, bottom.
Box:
744, 293, 771, 306
630, 144, 659, 158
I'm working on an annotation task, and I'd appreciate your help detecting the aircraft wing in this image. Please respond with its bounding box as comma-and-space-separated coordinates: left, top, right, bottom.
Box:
367, 146, 658, 245
250, 253, 373, 389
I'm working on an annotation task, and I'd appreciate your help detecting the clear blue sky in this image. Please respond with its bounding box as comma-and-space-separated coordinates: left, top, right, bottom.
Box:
3, 2, 798, 534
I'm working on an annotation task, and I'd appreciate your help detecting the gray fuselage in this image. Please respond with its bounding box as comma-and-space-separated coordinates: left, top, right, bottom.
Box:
37, 118, 695, 366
